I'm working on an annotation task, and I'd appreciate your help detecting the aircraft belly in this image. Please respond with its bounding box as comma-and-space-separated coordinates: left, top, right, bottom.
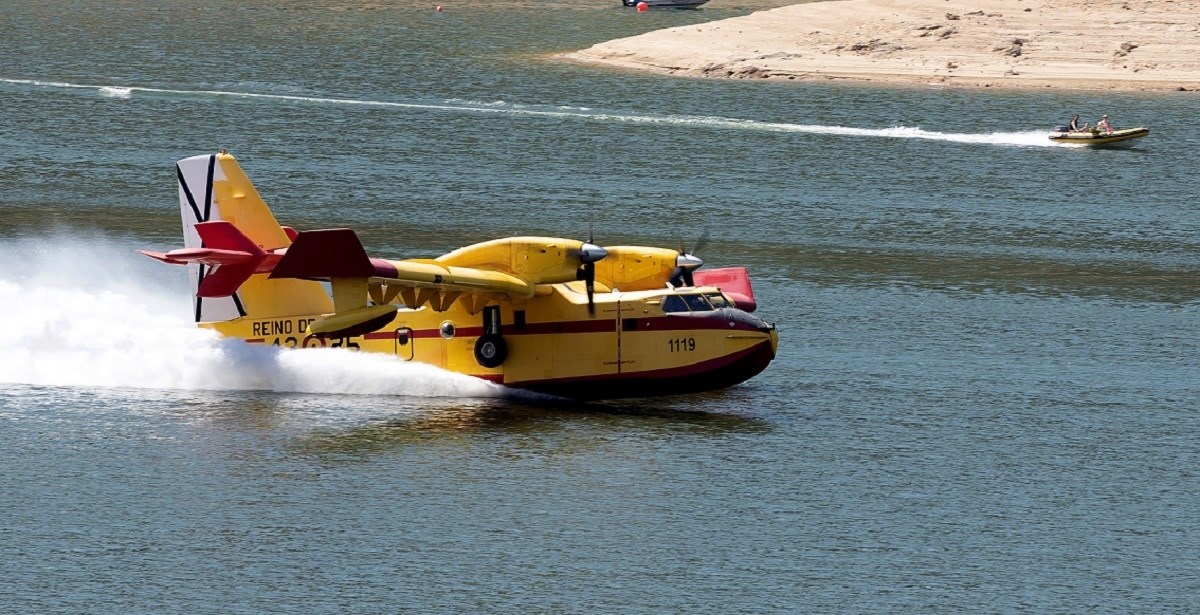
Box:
508, 337, 776, 399
503, 315, 776, 398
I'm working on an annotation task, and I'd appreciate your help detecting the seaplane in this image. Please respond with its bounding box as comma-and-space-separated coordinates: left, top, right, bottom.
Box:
140, 152, 778, 400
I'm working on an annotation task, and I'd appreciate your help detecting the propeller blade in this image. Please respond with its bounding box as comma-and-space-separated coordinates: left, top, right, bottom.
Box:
692, 228, 710, 255
584, 262, 596, 315
576, 261, 597, 314
572, 229, 604, 315
668, 266, 686, 288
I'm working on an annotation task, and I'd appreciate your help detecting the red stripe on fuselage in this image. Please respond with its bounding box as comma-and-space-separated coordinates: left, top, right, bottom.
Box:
503, 320, 617, 335
359, 313, 758, 341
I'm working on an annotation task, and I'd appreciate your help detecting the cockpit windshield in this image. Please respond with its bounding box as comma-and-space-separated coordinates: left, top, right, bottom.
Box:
705, 292, 732, 309
682, 294, 712, 312
662, 292, 722, 313
662, 295, 689, 313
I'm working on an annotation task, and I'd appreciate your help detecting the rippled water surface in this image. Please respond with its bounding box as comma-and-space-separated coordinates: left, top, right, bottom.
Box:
1, 0, 1198, 612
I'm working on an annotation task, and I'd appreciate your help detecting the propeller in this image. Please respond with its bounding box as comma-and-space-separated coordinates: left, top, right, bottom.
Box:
574, 224, 607, 315
668, 230, 708, 288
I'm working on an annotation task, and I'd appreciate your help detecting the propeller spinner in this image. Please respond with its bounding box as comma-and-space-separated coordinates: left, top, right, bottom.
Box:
670, 252, 704, 287
669, 231, 707, 287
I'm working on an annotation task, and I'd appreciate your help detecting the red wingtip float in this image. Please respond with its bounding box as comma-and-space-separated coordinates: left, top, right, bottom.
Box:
141, 152, 777, 400
692, 267, 757, 313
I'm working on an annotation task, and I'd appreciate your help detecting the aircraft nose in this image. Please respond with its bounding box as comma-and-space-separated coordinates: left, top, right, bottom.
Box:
578, 242, 607, 264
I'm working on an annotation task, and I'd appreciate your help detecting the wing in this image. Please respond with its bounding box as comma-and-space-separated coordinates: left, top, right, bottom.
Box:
269, 229, 537, 336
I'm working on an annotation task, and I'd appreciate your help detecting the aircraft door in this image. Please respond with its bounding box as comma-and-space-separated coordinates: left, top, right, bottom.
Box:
619, 297, 668, 375
394, 327, 414, 360
617, 298, 636, 374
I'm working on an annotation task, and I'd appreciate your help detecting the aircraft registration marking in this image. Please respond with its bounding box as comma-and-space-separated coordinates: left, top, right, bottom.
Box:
271, 335, 327, 349
248, 318, 361, 350
268, 335, 361, 350
668, 337, 697, 352
251, 318, 318, 337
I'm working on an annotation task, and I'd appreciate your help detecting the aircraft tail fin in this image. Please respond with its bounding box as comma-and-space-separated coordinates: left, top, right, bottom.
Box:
171, 152, 333, 322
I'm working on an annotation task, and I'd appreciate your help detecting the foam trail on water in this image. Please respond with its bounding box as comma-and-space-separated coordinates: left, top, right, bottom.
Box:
98, 86, 132, 99
1, 77, 1057, 147
0, 235, 505, 399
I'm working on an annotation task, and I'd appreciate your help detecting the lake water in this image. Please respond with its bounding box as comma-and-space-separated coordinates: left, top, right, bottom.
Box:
1, 0, 1198, 612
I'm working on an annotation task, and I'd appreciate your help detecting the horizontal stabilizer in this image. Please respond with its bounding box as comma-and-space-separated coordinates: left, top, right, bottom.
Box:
138, 249, 187, 265
138, 247, 254, 267
195, 220, 267, 256
271, 229, 378, 279
306, 304, 399, 338
692, 267, 757, 312
139, 221, 277, 297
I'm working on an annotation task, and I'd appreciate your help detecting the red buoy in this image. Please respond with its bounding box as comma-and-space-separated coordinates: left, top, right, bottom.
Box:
636, 1, 648, 11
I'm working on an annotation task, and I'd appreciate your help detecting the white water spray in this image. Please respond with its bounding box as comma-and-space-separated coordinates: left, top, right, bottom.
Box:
0, 235, 505, 398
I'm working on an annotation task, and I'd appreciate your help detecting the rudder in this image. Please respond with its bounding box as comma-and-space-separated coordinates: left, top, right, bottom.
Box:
175, 152, 332, 322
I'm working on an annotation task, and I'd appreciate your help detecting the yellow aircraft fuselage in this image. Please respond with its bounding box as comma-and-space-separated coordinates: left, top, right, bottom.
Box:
206, 281, 777, 399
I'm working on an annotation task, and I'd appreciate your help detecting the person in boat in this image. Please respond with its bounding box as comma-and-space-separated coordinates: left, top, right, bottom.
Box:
1097, 114, 1113, 134
1069, 114, 1083, 132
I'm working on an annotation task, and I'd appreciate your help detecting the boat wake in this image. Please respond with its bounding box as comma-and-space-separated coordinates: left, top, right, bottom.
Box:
0, 235, 507, 399
1, 77, 1054, 148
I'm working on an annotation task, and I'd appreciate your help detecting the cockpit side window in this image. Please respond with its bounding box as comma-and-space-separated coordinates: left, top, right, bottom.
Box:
662, 295, 690, 313
682, 294, 712, 312
705, 292, 732, 309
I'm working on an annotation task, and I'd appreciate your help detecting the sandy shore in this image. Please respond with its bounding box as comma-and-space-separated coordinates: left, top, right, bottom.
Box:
564, 0, 1200, 91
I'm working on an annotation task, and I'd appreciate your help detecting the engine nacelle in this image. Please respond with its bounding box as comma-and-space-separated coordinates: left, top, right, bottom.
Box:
593, 246, 679, 291
437, 237, 586, 284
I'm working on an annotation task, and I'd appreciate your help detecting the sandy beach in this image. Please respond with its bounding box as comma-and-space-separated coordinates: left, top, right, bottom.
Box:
565, 0, 1200, 91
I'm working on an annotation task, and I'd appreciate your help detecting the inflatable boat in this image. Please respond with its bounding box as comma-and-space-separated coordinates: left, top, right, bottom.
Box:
1049, 127, 1149, 148
622, 0, 710, 7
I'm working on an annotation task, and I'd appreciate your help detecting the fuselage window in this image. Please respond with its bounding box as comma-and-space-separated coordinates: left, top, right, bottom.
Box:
682, 294, 712, 312
705, 293, 732, 309
662, 295, 690, 313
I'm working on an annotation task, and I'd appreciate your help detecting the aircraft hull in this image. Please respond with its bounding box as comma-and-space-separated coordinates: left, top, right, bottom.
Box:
206, 284, 778, 400
514, 338, 777, 400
